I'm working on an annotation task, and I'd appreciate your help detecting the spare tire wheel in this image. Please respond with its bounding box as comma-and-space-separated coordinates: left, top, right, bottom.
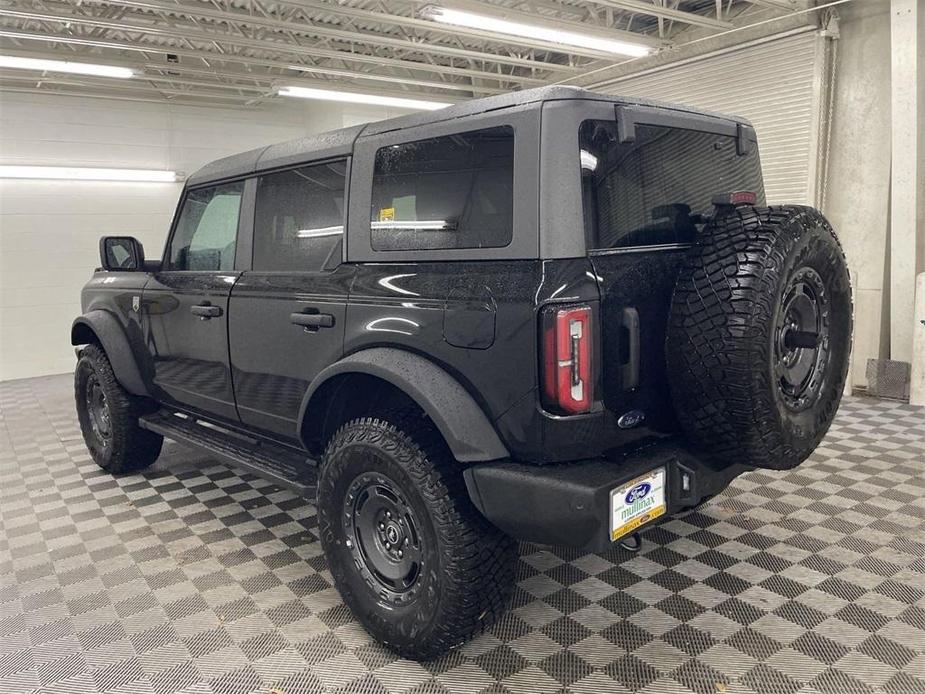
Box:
666, 205, 852, 470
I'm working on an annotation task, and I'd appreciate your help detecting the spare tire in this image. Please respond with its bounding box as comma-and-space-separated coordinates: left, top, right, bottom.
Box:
666, 205, 852, 470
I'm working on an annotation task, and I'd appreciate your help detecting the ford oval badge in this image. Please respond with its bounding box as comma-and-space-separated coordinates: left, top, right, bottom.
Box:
625, 482, 651, 504
617, 409, 645, 429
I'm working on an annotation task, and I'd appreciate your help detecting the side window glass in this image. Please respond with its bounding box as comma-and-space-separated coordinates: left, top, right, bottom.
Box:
370, 126, 514, 251
253, 161, 347, 272
168, 182, 244, 271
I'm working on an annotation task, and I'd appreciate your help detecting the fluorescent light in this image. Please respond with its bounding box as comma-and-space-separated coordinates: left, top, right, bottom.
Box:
296, 221, 452, 238
296, 226, 344, 238
377, 274, 419, 296
422, 7, 651, 57
0, 55, 133, 78
278, 86, 451, 111
580, 149, 599, 172
0, 166, 178, 182
371, 220, 452, 230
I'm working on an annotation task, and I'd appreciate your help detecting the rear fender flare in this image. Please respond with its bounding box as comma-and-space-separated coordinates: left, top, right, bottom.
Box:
71, 311, 149, 397
299, 347, 509, 463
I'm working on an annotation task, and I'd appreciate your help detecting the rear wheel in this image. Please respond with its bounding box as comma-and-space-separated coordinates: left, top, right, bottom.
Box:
667, 206, 852, 470
317, 411, 516, 660
75, 344, 163, 473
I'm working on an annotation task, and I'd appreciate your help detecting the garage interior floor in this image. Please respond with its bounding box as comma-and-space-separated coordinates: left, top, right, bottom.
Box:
1, 374, 923, 694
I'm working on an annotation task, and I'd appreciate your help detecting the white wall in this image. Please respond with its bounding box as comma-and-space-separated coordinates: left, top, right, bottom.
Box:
598, 29, 823, 208
824, 0, 893, 387
0, 91, 405, 380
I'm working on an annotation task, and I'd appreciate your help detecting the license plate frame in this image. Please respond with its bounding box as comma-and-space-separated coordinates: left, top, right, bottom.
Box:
610, 467, 667, 542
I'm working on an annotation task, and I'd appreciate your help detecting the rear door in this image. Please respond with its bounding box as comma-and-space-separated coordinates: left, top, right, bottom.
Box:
143, 181, 246, 421
344, 113, 542, 435
578, 113, 764, 431
229, 160, 353, 441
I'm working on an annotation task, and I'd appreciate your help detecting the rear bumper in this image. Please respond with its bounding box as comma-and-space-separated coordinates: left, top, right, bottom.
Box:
463, 441, 750, 553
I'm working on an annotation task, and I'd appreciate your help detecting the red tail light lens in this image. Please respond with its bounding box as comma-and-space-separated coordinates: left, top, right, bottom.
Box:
541, 305, 593, 415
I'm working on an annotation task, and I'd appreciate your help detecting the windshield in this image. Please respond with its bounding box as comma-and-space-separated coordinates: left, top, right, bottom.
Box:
579, 119, 765, 250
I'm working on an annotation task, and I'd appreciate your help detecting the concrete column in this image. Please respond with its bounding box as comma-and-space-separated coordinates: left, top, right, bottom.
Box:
912, 273, 925, 405
889, 0, 919, 363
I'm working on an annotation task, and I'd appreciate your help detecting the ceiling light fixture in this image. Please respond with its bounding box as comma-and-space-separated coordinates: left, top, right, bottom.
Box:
0, 55, 134, 78
421, 7, 651, 57
277, 86, 451, 111
0, 166, 179, 182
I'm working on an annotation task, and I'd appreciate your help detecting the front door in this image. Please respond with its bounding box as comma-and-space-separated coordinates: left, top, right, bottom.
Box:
229, 160, 353, 440
143, 180, 246, 421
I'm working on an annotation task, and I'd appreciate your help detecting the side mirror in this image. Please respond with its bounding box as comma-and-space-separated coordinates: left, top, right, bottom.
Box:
100, 236, 145, 271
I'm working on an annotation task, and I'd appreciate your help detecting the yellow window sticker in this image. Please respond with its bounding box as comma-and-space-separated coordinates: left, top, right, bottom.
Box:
379, 207, 395, 222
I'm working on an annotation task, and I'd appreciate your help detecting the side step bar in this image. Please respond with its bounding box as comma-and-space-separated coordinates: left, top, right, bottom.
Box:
140, 410, 318, 498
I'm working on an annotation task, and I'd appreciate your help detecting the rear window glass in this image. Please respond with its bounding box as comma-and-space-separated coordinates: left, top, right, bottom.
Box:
370, 126, 514, 251
579, 120, 764, 250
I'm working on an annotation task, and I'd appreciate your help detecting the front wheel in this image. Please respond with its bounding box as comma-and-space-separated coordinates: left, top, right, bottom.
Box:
75, 344, 163, 473
317, 412, 517, 660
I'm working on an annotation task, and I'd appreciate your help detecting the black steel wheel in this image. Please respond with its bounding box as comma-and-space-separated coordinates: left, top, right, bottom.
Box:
317, 411, 516, 660
667, 205, 852, 470
344, 471, 424, 603
75, 344, 163, 473
774, 267, 831, 412
84, 370, 113, 448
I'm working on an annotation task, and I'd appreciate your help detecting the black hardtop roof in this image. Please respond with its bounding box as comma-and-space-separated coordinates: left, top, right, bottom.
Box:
186, 86, 751, 187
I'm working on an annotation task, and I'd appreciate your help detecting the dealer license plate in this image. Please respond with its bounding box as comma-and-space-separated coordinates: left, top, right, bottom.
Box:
610, 468, 667, 541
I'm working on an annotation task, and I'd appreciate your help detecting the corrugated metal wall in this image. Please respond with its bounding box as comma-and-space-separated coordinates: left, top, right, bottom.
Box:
594, 29, 823, 205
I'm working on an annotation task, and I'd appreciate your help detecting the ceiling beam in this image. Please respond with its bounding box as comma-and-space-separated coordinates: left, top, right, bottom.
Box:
281, 64, 505, 93
0, 27, 552, 85
422, 0, 662, 46
0, 72, 261, 101
0, 7, 581, 73
0, 63, 481, 106
138, 63, 491, 98
744, 0, 799, 9
0, 43, 507, 93
257, 0, 641, 43
79, 0, 658, 58
0, 29, 545, 85
581, 0, 733, 29
0, 83, 258, 105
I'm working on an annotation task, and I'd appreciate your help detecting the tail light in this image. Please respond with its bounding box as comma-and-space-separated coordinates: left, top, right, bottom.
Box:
541, 305, 593, 415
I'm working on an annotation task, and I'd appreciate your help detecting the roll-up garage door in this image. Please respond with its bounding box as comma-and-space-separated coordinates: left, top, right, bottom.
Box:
594, 28, 823, 206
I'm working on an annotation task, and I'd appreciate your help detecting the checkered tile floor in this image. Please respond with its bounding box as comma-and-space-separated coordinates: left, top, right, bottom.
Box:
1, 374, 924, 694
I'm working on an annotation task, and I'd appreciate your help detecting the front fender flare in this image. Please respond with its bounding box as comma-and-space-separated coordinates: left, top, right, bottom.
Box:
71, 311, 149, 397
300, 348, 509, 463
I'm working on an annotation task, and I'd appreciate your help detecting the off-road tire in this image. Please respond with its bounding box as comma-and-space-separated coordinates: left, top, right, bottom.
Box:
317, 411, 517, 660
75, 344, 163, 473
667, 205, 852, 470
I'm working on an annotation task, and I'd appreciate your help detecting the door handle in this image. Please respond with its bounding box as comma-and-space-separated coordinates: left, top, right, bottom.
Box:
290, 311, 335, 330
191, 304, 222, 319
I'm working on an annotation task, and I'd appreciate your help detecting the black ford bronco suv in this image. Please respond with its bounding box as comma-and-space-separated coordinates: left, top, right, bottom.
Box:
73, 86, 852, 660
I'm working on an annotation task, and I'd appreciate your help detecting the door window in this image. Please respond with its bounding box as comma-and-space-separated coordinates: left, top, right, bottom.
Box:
370, 126, 514, 251
167, 182, 244, 271
253, 161, 347, 272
